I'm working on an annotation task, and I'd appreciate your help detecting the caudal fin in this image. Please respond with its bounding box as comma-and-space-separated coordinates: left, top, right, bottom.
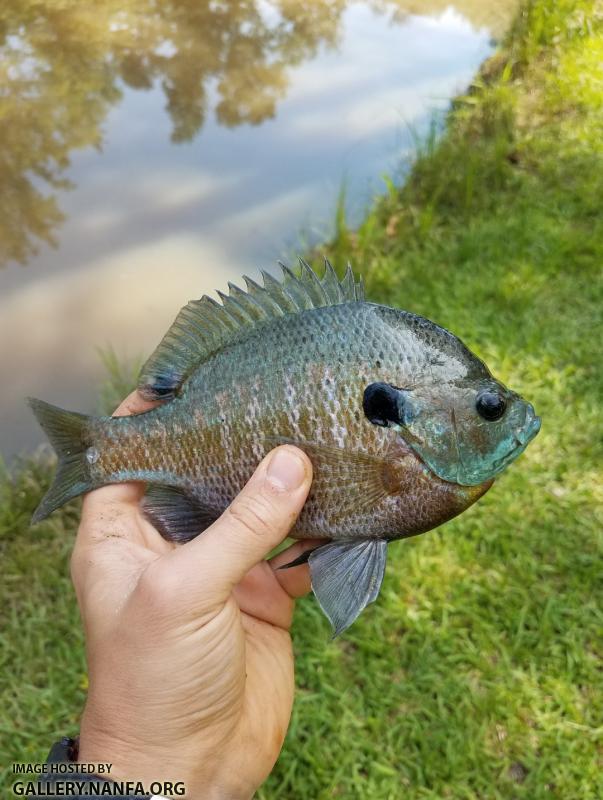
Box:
27, 398, 95, 524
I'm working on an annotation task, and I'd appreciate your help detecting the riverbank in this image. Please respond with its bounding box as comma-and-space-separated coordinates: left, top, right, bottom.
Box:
2, 1, 602, 797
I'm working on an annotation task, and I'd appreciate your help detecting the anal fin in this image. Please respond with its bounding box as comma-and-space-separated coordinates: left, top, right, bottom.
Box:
306, 539, 388, 636
142, 486, 219, 543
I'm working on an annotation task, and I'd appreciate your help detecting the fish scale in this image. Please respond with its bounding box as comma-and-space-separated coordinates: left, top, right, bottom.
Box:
28, 260, 540, 635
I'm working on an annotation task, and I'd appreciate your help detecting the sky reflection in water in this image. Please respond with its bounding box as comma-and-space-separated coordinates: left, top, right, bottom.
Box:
0, 0, 517, 456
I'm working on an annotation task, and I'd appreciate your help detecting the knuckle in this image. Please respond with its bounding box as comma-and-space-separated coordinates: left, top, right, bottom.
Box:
69, 546, 81, 579
136, 562, 178, 609
228, 492, 276, 540
69, 551, 83, 597
70, 544, 89, 586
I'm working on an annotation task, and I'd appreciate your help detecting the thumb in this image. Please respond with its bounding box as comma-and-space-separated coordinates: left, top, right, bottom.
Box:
171, 445, 312, 601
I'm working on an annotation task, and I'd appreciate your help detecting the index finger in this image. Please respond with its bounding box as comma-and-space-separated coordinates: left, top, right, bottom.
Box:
79, 389, 159, 529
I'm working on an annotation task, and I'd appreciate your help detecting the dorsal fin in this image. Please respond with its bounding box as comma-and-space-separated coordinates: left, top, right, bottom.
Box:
138, 259, 365, 400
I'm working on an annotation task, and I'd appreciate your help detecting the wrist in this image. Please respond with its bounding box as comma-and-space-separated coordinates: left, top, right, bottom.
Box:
78, 727, 253, 800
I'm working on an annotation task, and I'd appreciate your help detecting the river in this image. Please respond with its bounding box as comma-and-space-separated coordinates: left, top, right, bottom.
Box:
0, 0, 517, 457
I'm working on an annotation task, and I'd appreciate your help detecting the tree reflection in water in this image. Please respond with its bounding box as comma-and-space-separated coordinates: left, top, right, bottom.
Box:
0, 0, 515, 266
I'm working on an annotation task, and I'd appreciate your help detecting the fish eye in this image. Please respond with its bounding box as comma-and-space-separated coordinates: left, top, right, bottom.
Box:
363, 382, 406, 427
476, 390, 507, 421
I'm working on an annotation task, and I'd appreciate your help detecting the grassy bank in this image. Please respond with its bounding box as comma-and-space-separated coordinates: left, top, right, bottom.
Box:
2, 0, 602, 797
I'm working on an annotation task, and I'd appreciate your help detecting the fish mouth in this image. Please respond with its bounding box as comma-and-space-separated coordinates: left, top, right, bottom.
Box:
516, 408, 541, 446
493, 404, 541, 472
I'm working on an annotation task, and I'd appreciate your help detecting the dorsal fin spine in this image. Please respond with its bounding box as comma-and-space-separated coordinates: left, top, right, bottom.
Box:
279, 263, 315, 310
261, 270, 299, 313
244, 276, 286, 316
298, 258, 329, 305
356, 274, 365, 302
341, 263, 355, 299
323, 258, 344, 303
228, 283, 269, 322
218, 291, 256, 326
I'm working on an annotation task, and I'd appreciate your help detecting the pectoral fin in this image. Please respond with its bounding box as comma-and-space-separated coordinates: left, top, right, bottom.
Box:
263, 436, 393, 515
306, 539, 388, 636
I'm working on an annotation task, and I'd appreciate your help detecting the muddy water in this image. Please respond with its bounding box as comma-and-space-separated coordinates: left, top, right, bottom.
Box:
0, 0, 517, 457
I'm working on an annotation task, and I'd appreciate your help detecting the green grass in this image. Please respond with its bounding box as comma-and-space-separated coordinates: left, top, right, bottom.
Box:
1, 0, 602, 797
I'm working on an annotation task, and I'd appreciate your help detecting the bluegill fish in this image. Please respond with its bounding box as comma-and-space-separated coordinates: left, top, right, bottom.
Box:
29, 260, 540, 634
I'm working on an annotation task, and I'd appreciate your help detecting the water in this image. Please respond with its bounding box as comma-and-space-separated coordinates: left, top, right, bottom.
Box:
0, 0, 517, 458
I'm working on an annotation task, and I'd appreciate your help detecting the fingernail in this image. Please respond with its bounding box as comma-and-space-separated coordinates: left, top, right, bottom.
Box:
266, 448, 307, 491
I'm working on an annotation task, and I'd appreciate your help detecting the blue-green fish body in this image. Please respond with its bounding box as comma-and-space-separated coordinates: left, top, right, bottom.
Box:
29, 261, 540, 634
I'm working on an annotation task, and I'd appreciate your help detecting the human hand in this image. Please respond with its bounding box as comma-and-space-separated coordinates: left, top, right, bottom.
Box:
72, 391, 316, 799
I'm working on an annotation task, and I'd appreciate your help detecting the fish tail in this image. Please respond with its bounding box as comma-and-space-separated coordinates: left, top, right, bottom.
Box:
27, 398, 96, 524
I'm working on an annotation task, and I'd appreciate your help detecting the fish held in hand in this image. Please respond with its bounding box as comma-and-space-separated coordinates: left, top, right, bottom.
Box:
28, 260, 540, 635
